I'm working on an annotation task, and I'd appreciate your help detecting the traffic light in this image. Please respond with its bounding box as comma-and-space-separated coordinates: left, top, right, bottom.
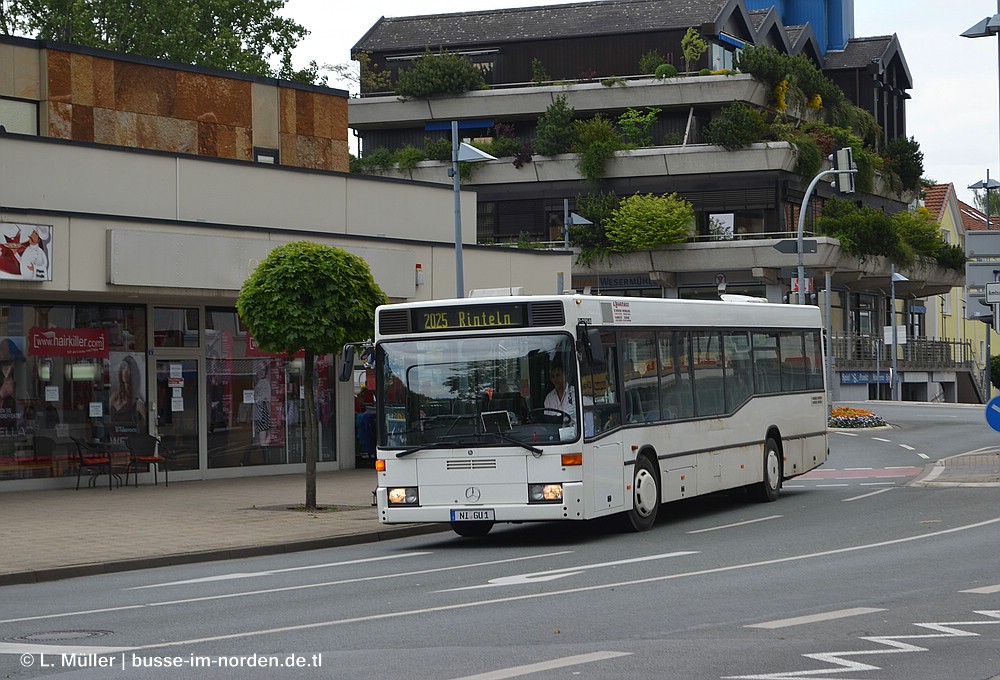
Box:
831, 146, 856, 194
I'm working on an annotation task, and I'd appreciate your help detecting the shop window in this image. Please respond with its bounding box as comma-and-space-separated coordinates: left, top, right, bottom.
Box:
204, 307, 336, 469
0, 302, 146, 480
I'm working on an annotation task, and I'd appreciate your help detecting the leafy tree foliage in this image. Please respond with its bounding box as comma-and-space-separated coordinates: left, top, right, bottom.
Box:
237, 241, 387, 509
639, 49, 666, 75
604, 193, 693, 251
816, 198, 962, 271
654, 63, 678, 79
882, 136, 924, 193
618, 107, 660, 147
681, 27, 707, 74
534, 95, 577, 156
573, 114, 622, 183
704, 103, 768, 150
395, 49, 486, 98
2, 0, 322, 83
973, 186, 1000, 219
571, 191, 620, 264
893, 206, 943, 264
816, 197, 899, 263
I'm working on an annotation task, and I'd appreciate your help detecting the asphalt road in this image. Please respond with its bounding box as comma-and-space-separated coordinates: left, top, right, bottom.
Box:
1, 403, 998, 680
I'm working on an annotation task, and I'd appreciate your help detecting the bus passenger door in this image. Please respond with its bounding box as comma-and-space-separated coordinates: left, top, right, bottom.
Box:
591, 440, 623, 512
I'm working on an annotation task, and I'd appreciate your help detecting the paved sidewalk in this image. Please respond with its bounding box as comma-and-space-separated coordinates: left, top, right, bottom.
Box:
0, 469, 446, 586
910, 450, 1000, 487
1, 449, 997, 587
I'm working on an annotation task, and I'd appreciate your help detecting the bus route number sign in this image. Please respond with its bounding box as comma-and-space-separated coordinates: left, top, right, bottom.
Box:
451, 509, 495, 522
413, 304, 526, 332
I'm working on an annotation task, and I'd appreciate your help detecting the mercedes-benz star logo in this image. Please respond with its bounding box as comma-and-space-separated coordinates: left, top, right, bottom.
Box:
465, 486, 481, 503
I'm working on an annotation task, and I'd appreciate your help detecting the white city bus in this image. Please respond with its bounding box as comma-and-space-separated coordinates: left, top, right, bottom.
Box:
365, 294, 828, 537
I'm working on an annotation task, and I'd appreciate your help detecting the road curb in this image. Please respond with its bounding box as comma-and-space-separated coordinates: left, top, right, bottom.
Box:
909, 450, 1000, 489
0, 523, 450, 587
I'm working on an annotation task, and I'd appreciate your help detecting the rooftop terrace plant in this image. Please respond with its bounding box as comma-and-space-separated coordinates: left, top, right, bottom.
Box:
395, 49, 487, 98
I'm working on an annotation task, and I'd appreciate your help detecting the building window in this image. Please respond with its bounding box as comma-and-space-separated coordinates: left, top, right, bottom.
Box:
253, 147, 279, 165
0, 97, 38, 136
154, 307, 199, 348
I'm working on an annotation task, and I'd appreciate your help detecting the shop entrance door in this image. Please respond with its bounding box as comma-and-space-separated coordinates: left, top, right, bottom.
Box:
154, 358, 200, 473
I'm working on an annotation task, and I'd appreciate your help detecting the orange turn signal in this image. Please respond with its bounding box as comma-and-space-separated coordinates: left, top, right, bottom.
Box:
375, 459, 386, 471
561, 453, 582, 466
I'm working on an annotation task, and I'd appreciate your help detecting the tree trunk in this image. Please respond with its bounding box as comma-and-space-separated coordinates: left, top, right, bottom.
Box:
304, 348, 317, 510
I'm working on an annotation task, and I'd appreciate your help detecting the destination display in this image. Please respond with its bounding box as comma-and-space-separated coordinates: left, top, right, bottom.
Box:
412, 303, 527, 332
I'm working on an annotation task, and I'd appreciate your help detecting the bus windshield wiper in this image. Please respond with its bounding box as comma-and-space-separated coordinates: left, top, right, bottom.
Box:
396, 415, 475, 457
396, 442, 439, 458
487, 431, 543, 456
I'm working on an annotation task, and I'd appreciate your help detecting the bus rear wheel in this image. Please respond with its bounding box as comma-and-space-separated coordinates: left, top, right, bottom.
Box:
451, 520, 493, 537
622, 455, 659, 532
752, 436, 782, 502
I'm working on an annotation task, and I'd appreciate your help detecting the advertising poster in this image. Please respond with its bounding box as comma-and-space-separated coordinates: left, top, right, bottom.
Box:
0, 223, 52, 281
109, 351, 147, 443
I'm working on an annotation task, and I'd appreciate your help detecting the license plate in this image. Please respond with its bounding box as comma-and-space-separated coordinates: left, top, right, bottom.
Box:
450, 509, 495, 522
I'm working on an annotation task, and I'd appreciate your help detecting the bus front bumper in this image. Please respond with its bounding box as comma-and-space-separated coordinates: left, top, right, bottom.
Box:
376, 482, 584, 524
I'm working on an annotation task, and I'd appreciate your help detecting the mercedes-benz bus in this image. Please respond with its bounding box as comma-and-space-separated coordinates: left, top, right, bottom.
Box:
363, 294, 828, 537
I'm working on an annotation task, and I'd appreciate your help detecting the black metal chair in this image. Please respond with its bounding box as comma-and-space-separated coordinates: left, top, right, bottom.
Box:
71, 436, 113, 490
125, 434, 171, 487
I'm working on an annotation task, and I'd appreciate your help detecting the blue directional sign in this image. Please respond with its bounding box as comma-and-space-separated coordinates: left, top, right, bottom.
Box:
985, 395, 1000, 433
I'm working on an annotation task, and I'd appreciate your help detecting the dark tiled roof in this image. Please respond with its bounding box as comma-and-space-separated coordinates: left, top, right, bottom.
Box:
824, 35, 894, 69
785, 24, 804, 46
353, 0, 731, 53
747, 8, 769, 30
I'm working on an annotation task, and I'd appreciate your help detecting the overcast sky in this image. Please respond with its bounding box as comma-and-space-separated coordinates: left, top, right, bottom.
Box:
282, 0, 1000, 207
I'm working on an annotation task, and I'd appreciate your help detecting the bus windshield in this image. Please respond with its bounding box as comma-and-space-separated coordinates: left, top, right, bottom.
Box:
377, 333, 578, 449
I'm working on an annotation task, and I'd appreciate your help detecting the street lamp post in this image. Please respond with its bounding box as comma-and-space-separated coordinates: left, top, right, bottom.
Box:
561, 198, 592, 250
450, 120, 496, 299
969, 173, 1000, 395
963, 8, 1000, 399
890, 265, 908, 401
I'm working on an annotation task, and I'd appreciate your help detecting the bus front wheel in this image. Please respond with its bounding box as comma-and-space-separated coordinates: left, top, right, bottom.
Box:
752, 437, 782, 502
451, 520, 493, 537
622, 455, 659, 532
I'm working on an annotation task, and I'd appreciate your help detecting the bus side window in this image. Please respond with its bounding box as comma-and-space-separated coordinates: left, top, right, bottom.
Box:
658, 330, 693, 420
582, 331, 619, 435
622, 331, 657, 423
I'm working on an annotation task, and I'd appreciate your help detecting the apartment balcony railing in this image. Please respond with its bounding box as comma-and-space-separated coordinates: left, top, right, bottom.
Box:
831, 333, 986, 400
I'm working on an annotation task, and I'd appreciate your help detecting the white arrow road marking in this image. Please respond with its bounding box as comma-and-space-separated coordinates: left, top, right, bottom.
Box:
448, 651, 632, 680
723, 610, 1000, 679
436, 551, 699, 592
2, 552, 575, 625
4, 521, 995, 656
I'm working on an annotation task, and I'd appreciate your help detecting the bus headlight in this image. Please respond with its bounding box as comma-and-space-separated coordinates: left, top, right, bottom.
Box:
387, 487, 419, 505
528, 483, 563, 503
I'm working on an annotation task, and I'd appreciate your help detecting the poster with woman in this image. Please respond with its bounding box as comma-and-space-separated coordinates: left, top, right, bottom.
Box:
0, 337, 25, 438
109, 351, 147, 443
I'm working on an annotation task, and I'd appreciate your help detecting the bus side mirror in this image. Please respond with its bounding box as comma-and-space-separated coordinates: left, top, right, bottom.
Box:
338, 345, 355, 382
577, 326, 605, 366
